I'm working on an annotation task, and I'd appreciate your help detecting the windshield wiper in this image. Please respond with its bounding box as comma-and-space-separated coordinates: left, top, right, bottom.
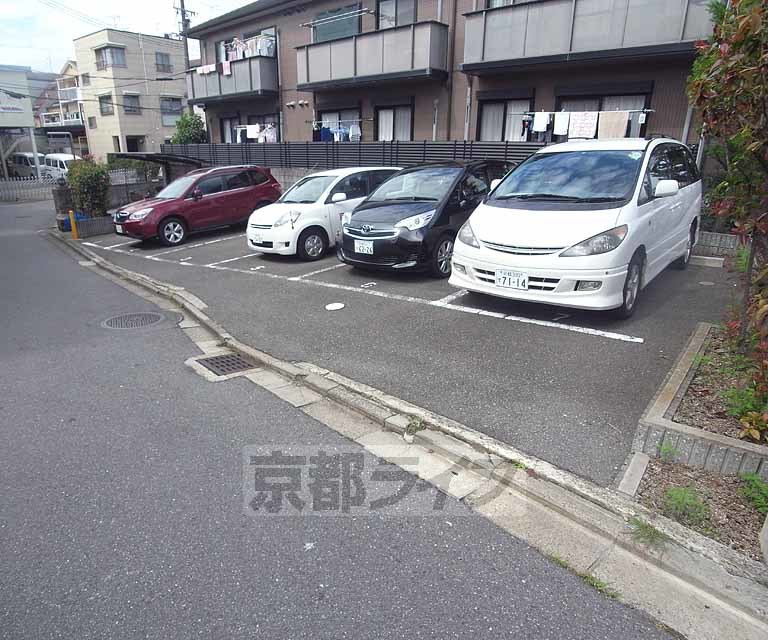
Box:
496, 193, 582, 201
574, 196, 625, 203
282, 199, 314, 204
388, 196, 438, 201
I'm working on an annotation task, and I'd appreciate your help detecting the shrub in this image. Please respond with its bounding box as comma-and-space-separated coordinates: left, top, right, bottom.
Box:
68, 160, 110, 217
723, 383, 764, 418
738, 412, 768, 443
662, 487, 710, 527
171, 113, 207, 144
740, 473, 768, 514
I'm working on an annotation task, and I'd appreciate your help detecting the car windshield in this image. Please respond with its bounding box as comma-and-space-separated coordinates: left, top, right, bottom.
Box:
367, 167, 462, 202
491, 150, 645, 203
156, 175, 198, 199
280, 176, 336, 203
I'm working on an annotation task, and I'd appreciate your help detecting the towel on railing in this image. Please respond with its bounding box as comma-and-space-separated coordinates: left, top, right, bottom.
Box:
597, 111, 630, 139
567, 111, 598, 138
553, 112, 570, 136
222, 61, 232, 76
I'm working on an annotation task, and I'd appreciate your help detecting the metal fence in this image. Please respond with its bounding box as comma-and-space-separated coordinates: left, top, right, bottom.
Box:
159, 141, 545, 170
0, 177, 57, 202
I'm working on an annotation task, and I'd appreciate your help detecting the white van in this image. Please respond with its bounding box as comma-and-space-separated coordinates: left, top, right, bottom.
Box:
9, 153, 45, 178
43, 153, 82, 180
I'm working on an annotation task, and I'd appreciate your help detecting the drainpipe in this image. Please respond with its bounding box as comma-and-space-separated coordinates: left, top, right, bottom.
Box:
681, 105, 693, 143
445, 0, 459, 141
463, 80, 473, 141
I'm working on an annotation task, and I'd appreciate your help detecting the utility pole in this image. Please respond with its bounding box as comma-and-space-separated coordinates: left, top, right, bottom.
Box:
176, 0, 195, 113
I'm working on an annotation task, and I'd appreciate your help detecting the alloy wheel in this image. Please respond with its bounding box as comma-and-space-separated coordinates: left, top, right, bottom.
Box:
625, 263, 641, 310
304, 234, 323, 258
437, 239, 454, 274
164, 222, 184, 244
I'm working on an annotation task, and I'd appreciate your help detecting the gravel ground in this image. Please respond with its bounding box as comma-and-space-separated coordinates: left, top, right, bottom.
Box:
637, 458, 764, 561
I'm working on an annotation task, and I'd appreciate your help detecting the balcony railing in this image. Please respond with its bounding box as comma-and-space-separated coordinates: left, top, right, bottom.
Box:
186, 55, 278, 104
57, 86, 82, 102
296, 21, 449, 90
41, 112, 83, 127
463, 0, 713, 70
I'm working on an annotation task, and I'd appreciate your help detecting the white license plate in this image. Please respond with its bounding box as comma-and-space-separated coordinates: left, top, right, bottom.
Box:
495, 269, 528, 290
252, 234, 262, 243
115, 224, 123, 233
354, 240, 374, 255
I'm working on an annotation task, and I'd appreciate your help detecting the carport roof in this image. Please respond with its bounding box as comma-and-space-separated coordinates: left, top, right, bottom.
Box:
108, 152, 205, 166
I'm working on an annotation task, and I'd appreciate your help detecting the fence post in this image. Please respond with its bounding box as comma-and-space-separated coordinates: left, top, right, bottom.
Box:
423, 139, 427, 163
68, 209, 79, 240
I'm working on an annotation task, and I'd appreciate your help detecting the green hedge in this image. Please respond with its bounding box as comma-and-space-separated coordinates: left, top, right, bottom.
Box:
68, 160, 110, 217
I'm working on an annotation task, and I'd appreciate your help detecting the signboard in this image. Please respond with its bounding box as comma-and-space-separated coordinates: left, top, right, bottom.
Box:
0, 68, 34, 128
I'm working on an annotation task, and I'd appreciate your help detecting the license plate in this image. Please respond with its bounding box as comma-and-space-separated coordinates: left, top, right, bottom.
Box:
252, 234, 262, 243
495, 269, 528, 290
115, 224, 123, 233
355, 240, 374, 255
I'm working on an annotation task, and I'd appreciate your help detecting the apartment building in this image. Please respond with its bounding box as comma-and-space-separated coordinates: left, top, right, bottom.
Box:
33, 61, 89, 157
73, 29, 188, 161
186, 0, 713, 146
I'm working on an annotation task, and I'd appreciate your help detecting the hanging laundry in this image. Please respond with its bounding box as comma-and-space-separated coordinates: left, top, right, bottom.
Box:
597, 111, 630, 139
246, 124, 261, 139
553, 112, 570, 136
532, 112, 551, 133
568, 111, 598, 138
263, 125, 277, 144
222, 61, 232, 76
349, 123, 361, 142
320, 127, 333, 142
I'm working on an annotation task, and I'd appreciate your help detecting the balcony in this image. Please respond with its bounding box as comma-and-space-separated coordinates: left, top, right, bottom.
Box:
462, 0, 713, 73
57, 86, 82, 103
186, 55, 278, 105
42, 111, 84, 127
296, 21, 449, 91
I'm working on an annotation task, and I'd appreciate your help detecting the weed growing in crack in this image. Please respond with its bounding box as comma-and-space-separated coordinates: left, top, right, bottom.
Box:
659, 441, 680, 463
580, 574, 620, 599
662, 487, 710, 527
405, 415, 426, 436
628, 517, 670, 551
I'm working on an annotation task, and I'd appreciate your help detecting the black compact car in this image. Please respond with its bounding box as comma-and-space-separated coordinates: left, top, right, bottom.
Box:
337, 160, 512, 277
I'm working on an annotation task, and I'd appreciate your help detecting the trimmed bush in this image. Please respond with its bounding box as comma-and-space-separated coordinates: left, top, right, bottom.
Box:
68, 160, 110, 217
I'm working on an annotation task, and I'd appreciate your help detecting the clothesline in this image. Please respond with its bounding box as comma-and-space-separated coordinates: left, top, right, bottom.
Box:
503, 108, 655, 117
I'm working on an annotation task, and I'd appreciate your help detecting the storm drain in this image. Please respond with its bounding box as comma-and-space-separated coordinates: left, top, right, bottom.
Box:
102, 312, 165, 329
196, 353, 258, 376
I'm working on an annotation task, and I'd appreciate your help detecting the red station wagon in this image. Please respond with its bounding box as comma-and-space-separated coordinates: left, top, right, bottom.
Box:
113, 165, 282, 246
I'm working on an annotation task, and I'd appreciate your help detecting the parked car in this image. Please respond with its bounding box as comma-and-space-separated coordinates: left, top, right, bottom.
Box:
8, 152, 45, 178
42, 153, 82, 180
246, 167, 400, 260
449, 138, 702, 318
113, 165, 281, 246
337, 160, 513, 277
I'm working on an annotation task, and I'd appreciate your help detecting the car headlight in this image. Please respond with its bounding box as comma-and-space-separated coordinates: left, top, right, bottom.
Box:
342, 211, 352, 225
274, 211, 302, 228
560, 225, 628, 257
457, 221, 480, 248
394, 210, 435, 231
128, 207, 153, 221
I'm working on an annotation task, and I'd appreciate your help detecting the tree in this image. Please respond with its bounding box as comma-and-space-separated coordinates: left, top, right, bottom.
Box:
171, 113, 207, 144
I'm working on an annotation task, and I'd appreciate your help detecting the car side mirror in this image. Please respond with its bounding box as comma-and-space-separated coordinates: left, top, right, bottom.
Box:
331, 192, 347, 203
191, 188, 203, 201
490, 179, 501, 191
654, 179, 679, 199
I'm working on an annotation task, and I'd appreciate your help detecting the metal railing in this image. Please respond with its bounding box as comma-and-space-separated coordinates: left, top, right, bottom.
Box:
160, 141, 545, 169
42, 112, 84, 126
0, 177, 56, 202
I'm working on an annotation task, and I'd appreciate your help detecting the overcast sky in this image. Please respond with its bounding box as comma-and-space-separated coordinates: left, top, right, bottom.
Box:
0, 0, 245, 73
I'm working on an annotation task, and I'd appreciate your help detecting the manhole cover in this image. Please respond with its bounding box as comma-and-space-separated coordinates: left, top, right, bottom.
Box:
102, 312, 165, 329
197, 353, 257, 376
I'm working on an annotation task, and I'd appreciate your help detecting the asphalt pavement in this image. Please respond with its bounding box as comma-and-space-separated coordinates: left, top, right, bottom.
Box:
75, 214, 737, 485
0, 200, 676, 638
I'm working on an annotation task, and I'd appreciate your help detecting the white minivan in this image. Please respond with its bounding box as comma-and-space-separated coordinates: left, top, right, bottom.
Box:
9, 153, 45, 178
43, 153, 82, 180
246, 167, 400, 260
450, 138, 701, 318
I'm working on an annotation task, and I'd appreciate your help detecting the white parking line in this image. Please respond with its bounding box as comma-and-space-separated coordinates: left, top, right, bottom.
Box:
104, 240, 137, 249
89, 242, 645, 344
205, 254, 260, 267
431, 289, 467, 306
151, 233, 244, 257
289, 262, 347, 281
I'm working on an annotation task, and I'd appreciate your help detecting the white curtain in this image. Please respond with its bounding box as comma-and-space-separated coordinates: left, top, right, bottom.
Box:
559, 97, 601, 112
378, 109, 394, 141
603, 95, 646, 137
394, 106, 411, 141
479, 103, 504, 141
321, 112, 340, 130
504, 99, 529, 141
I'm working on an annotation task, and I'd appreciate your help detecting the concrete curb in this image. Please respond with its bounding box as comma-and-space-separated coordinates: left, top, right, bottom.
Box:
632, 322, 768, 478
49, 231, 768, 636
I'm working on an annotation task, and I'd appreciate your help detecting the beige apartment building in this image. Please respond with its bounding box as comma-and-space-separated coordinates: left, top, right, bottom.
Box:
73, 29, 188, 161
185, 0, 712, 147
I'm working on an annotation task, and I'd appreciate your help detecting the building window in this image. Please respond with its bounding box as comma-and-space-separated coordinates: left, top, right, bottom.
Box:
246, 114, 281, 142
123, 94, 141, 115
220, 117, 239, 144
377, 0, 416, 29
81, 73, 90, 86
558, 94, 647, 137
95, 47, 126, 70
112, 136, 121, 152
313, 4, 361, 43
160, 97, 183, 126
87, 116, 97, 129
376, 105, 412, 141
155, 52, 172, 73
478, 99, 531, 141
98, 94, 114, 116
487, 0, 512, 7
319, 109, 361, 141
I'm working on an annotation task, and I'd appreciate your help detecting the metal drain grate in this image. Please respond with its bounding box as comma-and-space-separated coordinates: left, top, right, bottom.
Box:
102, 312, 164, 329
197, 353, 257, 376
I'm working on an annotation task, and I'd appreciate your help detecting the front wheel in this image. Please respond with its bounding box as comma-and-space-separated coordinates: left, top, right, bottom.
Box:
671, 225, 695, 270
429, 236, 454, 278
297, 227, 328, 261
158, 217, 187, 246
613, 253, 644, 319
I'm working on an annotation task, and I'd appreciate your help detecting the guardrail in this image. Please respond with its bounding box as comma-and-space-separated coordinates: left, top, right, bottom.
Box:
0, 177, 56, 202
160, 141, 545, 169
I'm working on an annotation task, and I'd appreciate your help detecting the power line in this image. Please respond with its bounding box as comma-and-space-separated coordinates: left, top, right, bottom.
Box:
0, 86, 185, 112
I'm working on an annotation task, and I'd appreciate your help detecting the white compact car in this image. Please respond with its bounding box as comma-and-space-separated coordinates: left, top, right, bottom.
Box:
246, 167, 400, 260
450, 138, 701, 318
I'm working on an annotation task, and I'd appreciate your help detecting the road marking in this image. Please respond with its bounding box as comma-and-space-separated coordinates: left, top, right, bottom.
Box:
431, 289, 467, 306
104, 240, 137, 249
290, 262, 346, 280
205, 254, 260, 267
89, 242, 645, 344
360, 281, 377, 289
